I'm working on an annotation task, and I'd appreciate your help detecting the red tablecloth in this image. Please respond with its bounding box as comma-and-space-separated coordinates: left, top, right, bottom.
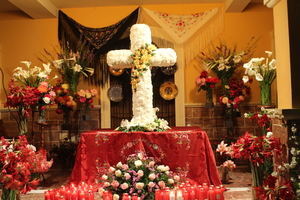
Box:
70, 127, 221, 185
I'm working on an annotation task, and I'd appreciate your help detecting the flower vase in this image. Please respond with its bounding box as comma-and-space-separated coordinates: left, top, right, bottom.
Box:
259, 82, 271, 106
250, 162, 264, 200
61, 110, 71, 130
37, 109, 47, 125
19, 117, 28, 135
205, 89, 214, 108
221, 167, 230, 184
1, 188, 19, 200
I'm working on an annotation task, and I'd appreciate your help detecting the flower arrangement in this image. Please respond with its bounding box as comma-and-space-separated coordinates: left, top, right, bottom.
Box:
117, 118, 170, 132
53, 82, 77, 114
218, 132, 282, 189
254, 175, 295, 200
53, 49, 94, 95
219, 78, 250, 118
131, 43, 157, 91
243, 51, 276, 105
76, 89, 97, 106
195, 70, 219, 107
195, 71, 219, 91
199, 43, 252, 87
0, 136, 52, 199
12, 61, 53, 87
101, 152, 180, 199
5, 81, 41, 134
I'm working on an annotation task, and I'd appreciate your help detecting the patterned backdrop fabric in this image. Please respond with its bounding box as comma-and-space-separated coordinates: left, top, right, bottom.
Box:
70, 127, 221, 186
58, 7, 223, 85
58, 9, 139, 86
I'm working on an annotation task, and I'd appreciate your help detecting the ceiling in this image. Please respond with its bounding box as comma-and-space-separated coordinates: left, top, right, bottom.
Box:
0, 0, 264, 17
0, 0, 228, 12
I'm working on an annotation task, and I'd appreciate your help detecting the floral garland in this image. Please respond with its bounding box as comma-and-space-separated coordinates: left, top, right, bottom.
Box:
131, 43, 157, 91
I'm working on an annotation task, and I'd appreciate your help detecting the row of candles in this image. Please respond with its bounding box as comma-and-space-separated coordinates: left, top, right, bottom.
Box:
101, 183, 226, 200
44, 182, 97, 200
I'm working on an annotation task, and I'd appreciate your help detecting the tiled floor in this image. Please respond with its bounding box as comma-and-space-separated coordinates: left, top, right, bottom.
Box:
16, 169, 253, 199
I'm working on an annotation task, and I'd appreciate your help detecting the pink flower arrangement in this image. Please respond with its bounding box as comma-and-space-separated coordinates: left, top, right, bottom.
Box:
0, 136, 53, 194
76, 89, 97, 106
195, 70, 219, 91
221, 160, 236, 170
101, 152, 179, 199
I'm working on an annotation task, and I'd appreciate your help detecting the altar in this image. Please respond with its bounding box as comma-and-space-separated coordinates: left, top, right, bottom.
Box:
70, 127, 221, 186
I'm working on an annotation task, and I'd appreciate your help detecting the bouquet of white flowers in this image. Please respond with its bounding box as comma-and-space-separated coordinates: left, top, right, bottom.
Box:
243, 51, 276, 105
101, 152, 180, 200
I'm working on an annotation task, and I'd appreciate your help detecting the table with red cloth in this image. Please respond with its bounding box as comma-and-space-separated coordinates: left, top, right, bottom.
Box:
70, 127, 221, 185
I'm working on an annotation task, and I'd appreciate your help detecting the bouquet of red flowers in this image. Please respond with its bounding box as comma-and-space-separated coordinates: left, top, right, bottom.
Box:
255, 175, 295, 200
219, 78, 250, 110
0, 136, 53, 196
195, 71, 219, 91
229, 132, 281, 165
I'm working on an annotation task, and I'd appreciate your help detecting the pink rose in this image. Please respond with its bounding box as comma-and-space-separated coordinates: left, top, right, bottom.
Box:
148, 173, 156, 180
124, 173, 131, 180
137, 170, 144, 177
135, 182, 144, 190
148, 182, 155, 188
103, 182, 110, 187
158, 181, 165, 189
120, 183, 129, 190
174, 175, 180, 182
122, 164, 129, 170
148, 161, 155, 168
111, 180, 120, 188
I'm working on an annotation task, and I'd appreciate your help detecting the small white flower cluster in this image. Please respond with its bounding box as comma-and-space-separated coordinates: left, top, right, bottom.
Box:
243, 51, 276, 83
117, 117, 170, 132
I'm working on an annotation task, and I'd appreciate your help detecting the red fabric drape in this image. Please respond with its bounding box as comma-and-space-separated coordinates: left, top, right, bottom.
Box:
70, 127, 221, 186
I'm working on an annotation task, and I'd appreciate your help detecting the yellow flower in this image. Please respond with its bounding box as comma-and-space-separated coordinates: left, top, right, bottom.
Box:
85, 92, 92, 99
61, 83, 69, 90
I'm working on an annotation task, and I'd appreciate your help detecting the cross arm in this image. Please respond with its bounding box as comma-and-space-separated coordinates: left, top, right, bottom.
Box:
150, 48, 177, 67
107, 50, 133, 69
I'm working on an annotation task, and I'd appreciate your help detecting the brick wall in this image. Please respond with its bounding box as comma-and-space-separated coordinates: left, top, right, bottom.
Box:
0, 106, 101, 149
185, 104, 261, 139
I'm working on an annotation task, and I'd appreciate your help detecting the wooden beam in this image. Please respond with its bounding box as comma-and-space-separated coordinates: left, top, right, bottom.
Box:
225, 0, 251, 12
8, 0, 57, 18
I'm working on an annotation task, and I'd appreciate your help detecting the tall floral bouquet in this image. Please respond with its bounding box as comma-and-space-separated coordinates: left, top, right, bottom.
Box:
199, 43, 253, 88
53, 49, 94, 95
196, 70, 219, 107
243, 51, 276, 106
5, 81, 40, 135
5, 61, 56, 133
101, 152, 180, 199
12, 61, 52, 87
0, 136, 53, 200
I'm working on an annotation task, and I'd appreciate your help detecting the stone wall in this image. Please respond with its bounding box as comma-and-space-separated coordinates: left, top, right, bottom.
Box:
0, 106, 101, 148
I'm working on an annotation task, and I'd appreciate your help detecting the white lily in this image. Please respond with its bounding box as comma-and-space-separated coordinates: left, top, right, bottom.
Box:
255, 73, 264, 81
42, 63, 52, 74
242, 75, 249, 83
20, 61, 31, 68
265, 51, 272, 57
